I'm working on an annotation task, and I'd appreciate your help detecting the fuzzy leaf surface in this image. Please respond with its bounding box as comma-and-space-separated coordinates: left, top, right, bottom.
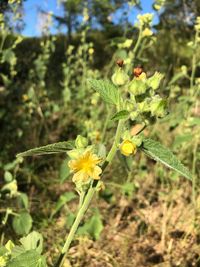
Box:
111, 110, 129, 121
88, 79, 120, 105
142, 138, 192, 180
7, 250, 46, 267
17, 141, 74, 157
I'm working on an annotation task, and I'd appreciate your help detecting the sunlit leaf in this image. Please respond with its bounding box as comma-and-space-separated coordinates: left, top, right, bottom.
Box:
141, 138, 192, 180
88, 79, 120, 105
7, 250, 46, 267
111, 110, 129, 121
12, 212, 32, 236
17, 141, 74, 157
20, 231, 43, 254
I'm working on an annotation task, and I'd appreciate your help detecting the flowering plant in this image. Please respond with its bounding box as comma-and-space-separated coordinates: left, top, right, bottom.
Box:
17, 59, 192, 267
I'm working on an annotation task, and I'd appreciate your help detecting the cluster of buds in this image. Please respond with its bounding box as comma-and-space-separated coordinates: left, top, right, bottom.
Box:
112, 60, 167, 124
137, 13, 153, 27
128, 68, 166, 122
83, 7, 89, 22
137, 13, 154, 38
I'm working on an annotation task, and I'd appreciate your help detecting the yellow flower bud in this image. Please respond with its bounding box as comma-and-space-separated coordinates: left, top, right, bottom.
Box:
120, 140, 137, 156
88, 48, 94, 55
142, 28, 153, 37
75, 135, 88, 149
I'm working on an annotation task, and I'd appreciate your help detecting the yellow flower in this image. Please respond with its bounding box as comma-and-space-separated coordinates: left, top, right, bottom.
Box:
68, 151, 102, 184
120, 140, 137, 156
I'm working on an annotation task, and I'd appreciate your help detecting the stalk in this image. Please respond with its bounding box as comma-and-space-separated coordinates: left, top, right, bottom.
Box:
55, 120, 124, 267
190, 31, 198, 90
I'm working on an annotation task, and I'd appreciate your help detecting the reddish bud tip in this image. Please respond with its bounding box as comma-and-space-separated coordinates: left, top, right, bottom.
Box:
116, 59, 124, 68
133, 67, 143, 77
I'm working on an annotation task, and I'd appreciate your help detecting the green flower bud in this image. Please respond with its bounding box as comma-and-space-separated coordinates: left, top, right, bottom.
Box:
1, 180, 18, 197
147, 72, 164, 90
153, 4, 161, 10
130, 110, 139, 120
150, 95, 167, 118
181, 65, 187, 75
125, 101, 135, 112
67, 148, 84, 159
75, 135, 88, 149
137, 100, 150, 113
122, 130, 132, 140
112, 68, 129, 86
131, 135, 143, 147
128, 79, 148, 96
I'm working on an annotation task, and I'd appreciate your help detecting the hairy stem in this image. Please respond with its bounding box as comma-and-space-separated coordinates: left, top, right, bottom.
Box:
55, 120, 124, 267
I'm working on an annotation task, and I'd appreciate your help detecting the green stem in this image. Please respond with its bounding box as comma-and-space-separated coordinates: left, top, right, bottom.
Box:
55, 120, 124, 267
100, 105, 112, 143
78, 190, 86, 210
190, 31, 198, 90
192, 137, 198, 209
132, 27, 142, 59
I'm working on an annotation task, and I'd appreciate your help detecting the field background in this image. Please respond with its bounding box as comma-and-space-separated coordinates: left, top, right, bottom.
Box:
0, 0, 200, 266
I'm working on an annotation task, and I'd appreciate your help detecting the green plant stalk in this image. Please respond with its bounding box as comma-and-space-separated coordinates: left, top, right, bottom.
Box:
100, 106, 112, 143
55, 120, 124, 267
78, 190, 86, 210
132, 27, 142, 58
190, 31, 198, 90
192, 137, 198, 209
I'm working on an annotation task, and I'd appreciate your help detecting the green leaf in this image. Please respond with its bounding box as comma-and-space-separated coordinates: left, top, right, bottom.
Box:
51, 192, 77, 218
77, 209, 104, 240
12, 212, 32, 236
19, 231, 43, 254
66, 212, 76, 228
11, 246, 26, 258
141, 138, 192, 180
7, 250, 46, 267
88, 79, 120, 105
18, 193, 29, 209
16, 141, 74, 157
111, 110, 129, 121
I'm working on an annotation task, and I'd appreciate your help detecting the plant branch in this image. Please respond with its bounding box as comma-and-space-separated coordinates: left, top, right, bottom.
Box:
54, 120, 124, 267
